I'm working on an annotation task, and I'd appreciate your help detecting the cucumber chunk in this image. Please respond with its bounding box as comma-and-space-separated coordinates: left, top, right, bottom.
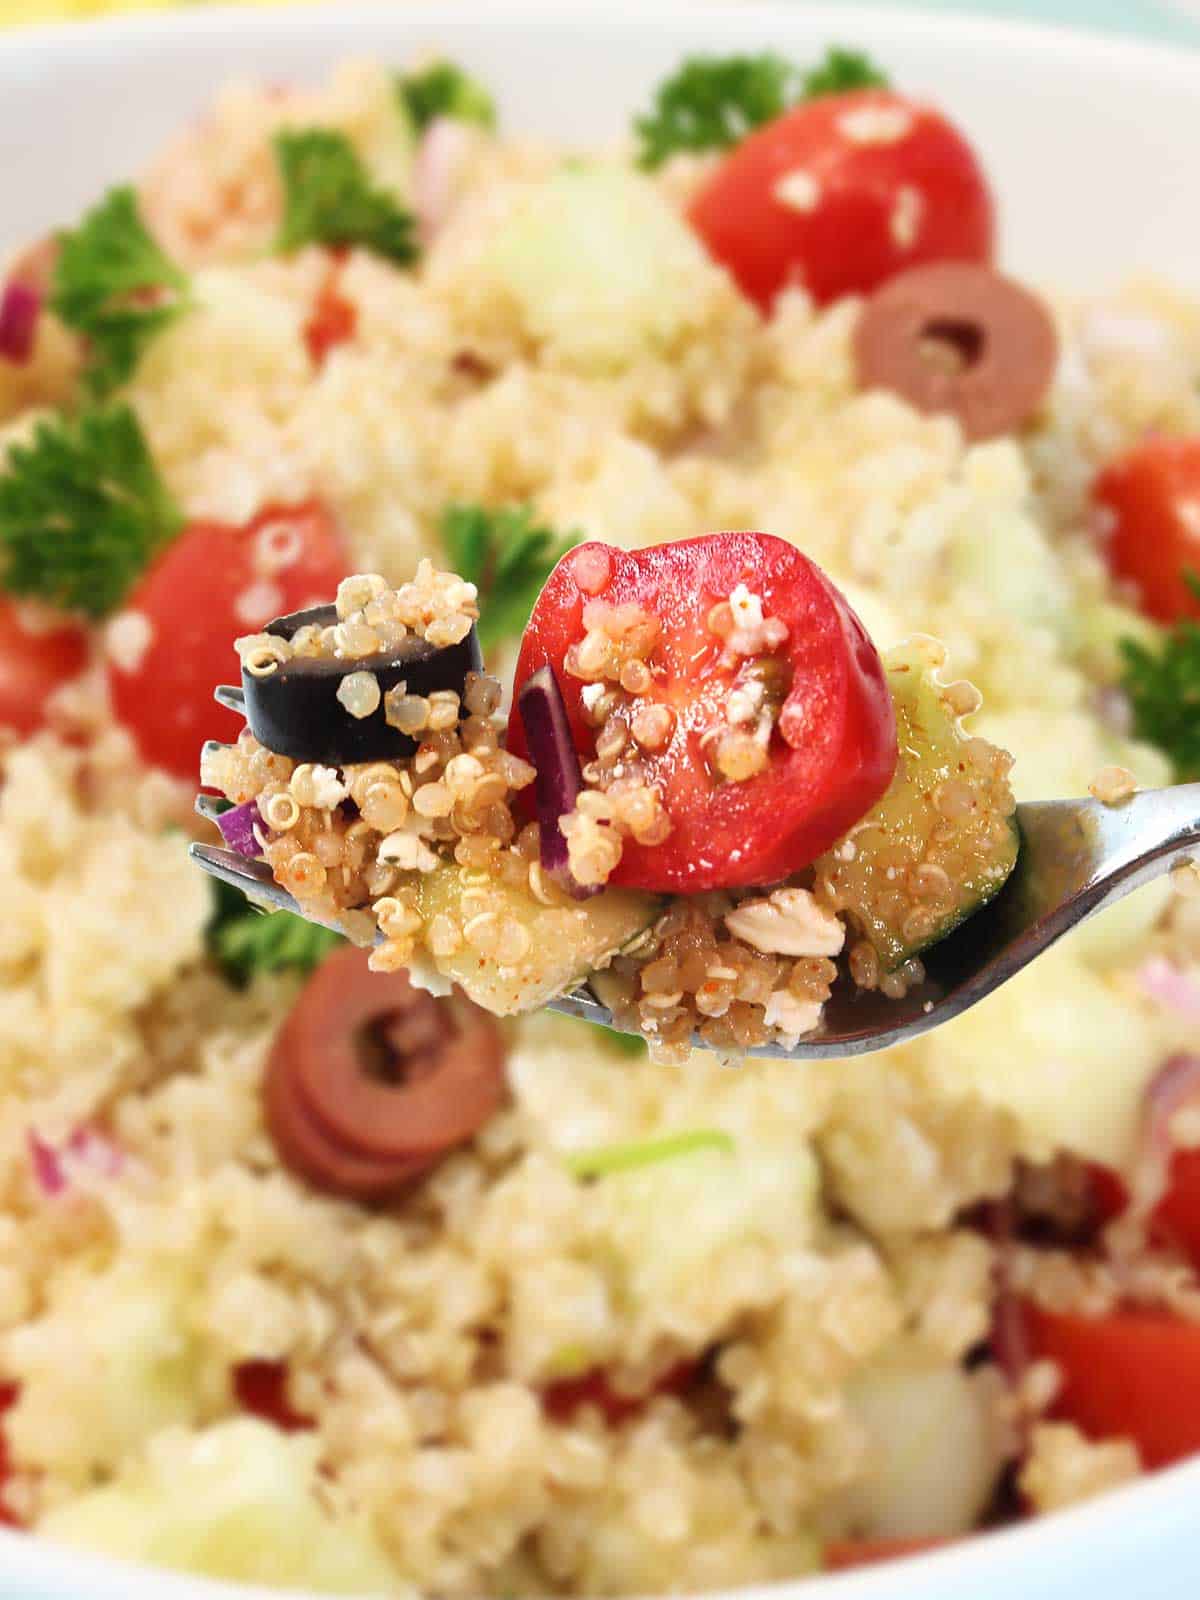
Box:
416, 863, 660, 1015
814, 637, 1018, 971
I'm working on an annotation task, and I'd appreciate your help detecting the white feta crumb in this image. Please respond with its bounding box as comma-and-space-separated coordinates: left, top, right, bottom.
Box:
890, 184, 922, 248
729, 583, 765, 630
378, 830, 440, 873
581, 683, 606, 713
724, 888, 845, 958
837, 104, 914, 146
1088, 765, 1138, 807
104, 609, 154, 674
763, 989, 824, 1044
233, 580, 285, 628
405, 954, 455, 997
773, 169, 821, 213
307, 765, 349, 810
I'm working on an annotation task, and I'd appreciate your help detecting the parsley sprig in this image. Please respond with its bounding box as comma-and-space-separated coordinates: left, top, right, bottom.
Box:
274, 129, 418, 266
1121, 577, 1200, 781
207, 878, 344, 987
0, 405, 182, 617
51, 186, 190, 399
399, 60, 496, 133
635, 45, 890, 169
441, 503, 576, 650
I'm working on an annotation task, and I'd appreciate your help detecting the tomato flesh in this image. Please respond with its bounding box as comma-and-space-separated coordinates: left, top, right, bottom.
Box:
233, 1359, 313, 1433
108, 502, 349, 781
1094, 436, 1200, 623
305, 266, 358, 368
1088, 1152, 1200, 1269
542, 1361, 697, 1426
0, 1382, 18, 1527
0, 598, 87, 738
824, 1538, 948, 1572
508, 533, 896, 894
1023, 1301, 1200, 1469
688, 89, 994, 311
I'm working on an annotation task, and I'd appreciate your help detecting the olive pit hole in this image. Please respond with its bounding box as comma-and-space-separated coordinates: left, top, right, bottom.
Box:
918, 317, 985, 376
356, 1008, 452, 1086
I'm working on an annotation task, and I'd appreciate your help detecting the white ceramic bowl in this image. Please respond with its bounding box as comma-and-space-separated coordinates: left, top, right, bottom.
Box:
1, 4, 1198, 1597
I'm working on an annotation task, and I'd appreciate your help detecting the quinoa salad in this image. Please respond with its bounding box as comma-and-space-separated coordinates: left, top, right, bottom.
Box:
1, 42, 1199, 1599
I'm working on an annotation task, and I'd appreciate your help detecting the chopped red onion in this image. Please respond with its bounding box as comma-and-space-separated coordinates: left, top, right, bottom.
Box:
981, 1201, 1031, 1388
0, 281, 39, 365
28, 1127, 124, 1198
216, 798, 264, 858
518, 665, 598, 899
1137, 957, 1200, 1022
411, 117, 475, 245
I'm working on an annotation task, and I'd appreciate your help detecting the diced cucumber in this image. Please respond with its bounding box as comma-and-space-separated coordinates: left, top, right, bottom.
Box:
416, 863, 660, 1015
815, 637, 1019, 971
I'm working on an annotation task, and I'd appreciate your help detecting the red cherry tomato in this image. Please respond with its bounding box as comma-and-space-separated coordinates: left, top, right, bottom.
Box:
507, 533, 896, 894
0, 598, 87, 738
233, 1360, 313, 1433
0, 1381, 19, 1527
824, 1538, 949, 1572
542, 1361, 697, 1426
1088, 1152, 1200, 1269
1023, 1301, 1200, 1469
108, 502, 349, 781
305, 266, 357, 368
1094, 436, 1200, 624
688, 89, 994, 312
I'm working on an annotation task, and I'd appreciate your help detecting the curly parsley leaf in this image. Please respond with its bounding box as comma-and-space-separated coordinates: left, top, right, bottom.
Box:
207, 877, 344, 987
634, 45, 891, 168
51, 186, 190, 399
0, 404, 182, 617
1121, 577, 1200, 781
399, 60, 496, 132
441, 503, 576, 650
274, 129, 418, 266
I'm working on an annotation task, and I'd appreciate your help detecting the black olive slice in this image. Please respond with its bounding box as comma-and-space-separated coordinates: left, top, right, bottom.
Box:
241, 603, 483, 765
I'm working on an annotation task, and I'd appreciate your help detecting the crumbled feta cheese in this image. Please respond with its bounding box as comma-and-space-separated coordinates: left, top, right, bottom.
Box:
378, 830, 440, 873
300, 764, 349, 810
724, 888, 845, 957
581, 683, 606, 713
773, 170, 821, 213
763, 989, 824, 1044
729, 583, 765, 631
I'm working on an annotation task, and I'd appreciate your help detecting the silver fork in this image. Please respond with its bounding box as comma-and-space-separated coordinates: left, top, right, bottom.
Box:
191, 686, 1200, 1059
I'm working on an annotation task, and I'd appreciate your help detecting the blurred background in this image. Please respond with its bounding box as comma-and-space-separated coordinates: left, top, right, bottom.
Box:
0, 0, 1198, 46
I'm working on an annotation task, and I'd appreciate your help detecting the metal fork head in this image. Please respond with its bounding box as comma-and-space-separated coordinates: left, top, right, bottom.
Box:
192, 691, 1200, 1060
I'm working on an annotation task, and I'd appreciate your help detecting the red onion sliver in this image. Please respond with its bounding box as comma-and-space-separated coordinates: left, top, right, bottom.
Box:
411, 117, 474, 246
1122, 1053, 1200, 1225
28, 1127, 124, 1197
517, 664, 598, 900
216, 799, 264, 858
0, 281, 39, 365
1138, 957, 1200, 1022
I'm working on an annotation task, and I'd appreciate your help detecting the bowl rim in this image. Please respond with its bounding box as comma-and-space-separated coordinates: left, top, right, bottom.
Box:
0, 2, 1198, 1598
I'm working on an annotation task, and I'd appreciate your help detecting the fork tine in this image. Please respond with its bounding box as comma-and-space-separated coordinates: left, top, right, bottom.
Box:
189, 841, 297, 914
194, 793, 228, 824
214, 684, 245, 714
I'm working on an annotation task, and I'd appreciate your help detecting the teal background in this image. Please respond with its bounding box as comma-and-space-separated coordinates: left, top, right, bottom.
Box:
863, 0, 1199, 44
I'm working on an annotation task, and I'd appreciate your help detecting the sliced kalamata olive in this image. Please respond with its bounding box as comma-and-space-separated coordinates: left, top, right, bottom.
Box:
266, 946, 506, 1197
242, 603, 482, 764
853, 262, 1058, 442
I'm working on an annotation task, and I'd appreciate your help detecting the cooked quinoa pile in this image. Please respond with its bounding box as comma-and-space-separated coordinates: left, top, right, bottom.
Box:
0, 55, 1199, 1598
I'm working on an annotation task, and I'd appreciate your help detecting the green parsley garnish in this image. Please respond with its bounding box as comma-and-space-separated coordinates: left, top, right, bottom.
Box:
399, 60, 496, 133
207, 878, 344, 987
51, 186, 190, 399
1121, 577, 1200, 781
441, 503, 576, 651
635, 45, 891, 168
274, 129, 418, 266
565, 1129, 736, 1181
0, 404, 182, 617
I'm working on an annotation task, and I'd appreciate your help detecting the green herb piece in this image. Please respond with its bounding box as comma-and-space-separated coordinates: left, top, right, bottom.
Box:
1121, 578, 1200, 781
274, 129, 418, 266
800, 46, 890, 100
441, 503, 576, 650
51, 186, 190, 399
565, 1129, 736, 1181
399, 60, 496, 132
634, 45, 891, 168
598, 1027, 649, 1059
0, 404, 182, 617
207, 878, 344, 986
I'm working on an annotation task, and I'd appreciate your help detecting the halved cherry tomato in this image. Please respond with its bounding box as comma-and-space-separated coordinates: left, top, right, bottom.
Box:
233, 1360, 313, 1433
1094, 436, 1200, 623
305, 266, 357, 368
507, 533, 896, 894
0, 598, 87, 739
824, 1538, 949, 1572
0, 1382, 19, 1527
688, 89, 994, 311
542, 1360, 697, 1426
108, 502, 348, 780
1087, 1153, 1200, 1269
1022, 1301, 1200, 1469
